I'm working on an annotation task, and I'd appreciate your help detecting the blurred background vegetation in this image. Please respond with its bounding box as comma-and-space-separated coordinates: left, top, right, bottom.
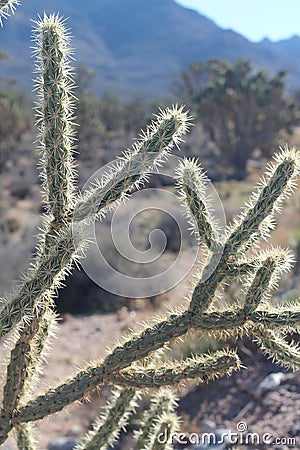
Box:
1, 3, 300, 316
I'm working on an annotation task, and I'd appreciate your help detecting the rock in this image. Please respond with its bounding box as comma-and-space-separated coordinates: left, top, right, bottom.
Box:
257, 372, 285, 395
47, 437, 79, 450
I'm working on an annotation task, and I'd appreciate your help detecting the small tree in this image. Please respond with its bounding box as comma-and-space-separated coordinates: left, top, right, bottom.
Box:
75, 65, 151, 162
172, 59, 300, 179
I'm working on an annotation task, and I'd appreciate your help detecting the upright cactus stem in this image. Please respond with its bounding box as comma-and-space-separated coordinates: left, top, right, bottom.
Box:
243, 249, 293, 315
134, 388, 178, 450
225, 147, 300, 255
176, 158, 221, 250
75, 387, 140, 450
0, 10, 300, 450
33, 13, 77, 239
15, 424, 37, 450
148, 412, 180, 450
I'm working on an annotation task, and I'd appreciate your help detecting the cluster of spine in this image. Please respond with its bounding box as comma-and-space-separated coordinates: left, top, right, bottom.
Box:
134, 388, 179, 450
0, 12, 299, 450
0, 0, 19, 25
75, 387, 140, 450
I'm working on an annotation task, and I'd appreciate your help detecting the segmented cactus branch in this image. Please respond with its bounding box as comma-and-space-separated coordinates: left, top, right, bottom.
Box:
147, 412, 180, 450
134, 388, 178, 450
176, 158, 221, 249
110, 350, 241, 387
33, 13, 77, 227
0, 232, 78, 340
243, 248, 294, 314
188, 148, 300, 314
225, 147, 300, 255
75, 387, 140, 450
16, 424, 37, 450
255, 328, 300, 370
73, 105, 189, 223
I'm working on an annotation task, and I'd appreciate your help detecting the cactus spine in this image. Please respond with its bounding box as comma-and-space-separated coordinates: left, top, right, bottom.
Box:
0, 0, 19, 25
75, 387, 140, 450
134, 388, 178, 450
0, 10, 299, 450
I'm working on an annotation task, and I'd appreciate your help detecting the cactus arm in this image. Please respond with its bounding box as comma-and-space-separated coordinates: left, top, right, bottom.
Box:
16, 424, 37, 450
73, 106, 189, 223
110, 350, 241, 388
13, 348, 239, 425
2, 323, 40, 414
175, 158, 221, 249
0, 309, 56, 446
3, 307, 57, 408
0, 16, 77, 443
0, 232, 77, 341
252, 308, 300, 329
134, 388, 178, 450
33, 14, 77, 228
13, 364, 105, 423
28, 308, 58, 375
0, 19, 78, 447
225, 147, 300, 255
10, 302, 300, 426
255, 328, 300, 370
243, 259, 276, 315
75, 387, 139, 450
146, 412, 180, 450
193, 308, 300, 331
189, 148, 300, 315
243, 249, 293, 314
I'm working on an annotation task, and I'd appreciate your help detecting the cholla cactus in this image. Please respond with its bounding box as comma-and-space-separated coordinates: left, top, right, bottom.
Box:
0, 11, 299, 450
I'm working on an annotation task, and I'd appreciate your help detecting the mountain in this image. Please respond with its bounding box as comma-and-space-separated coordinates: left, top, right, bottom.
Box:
1, 0, 300, 98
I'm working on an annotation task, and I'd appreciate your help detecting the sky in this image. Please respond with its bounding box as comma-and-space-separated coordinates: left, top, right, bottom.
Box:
176, 0, 300, 42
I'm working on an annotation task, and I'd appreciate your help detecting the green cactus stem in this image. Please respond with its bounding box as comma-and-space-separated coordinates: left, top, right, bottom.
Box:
73, 105, 189, 223
176, 158, 221, 250
148, 412, 180, 450
75, 387, 139, 450
16, 424, 37, 450
134, 388, 178, 450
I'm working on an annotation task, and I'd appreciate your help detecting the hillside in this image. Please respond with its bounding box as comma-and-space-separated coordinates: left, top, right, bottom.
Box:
1, 0, 300, 97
